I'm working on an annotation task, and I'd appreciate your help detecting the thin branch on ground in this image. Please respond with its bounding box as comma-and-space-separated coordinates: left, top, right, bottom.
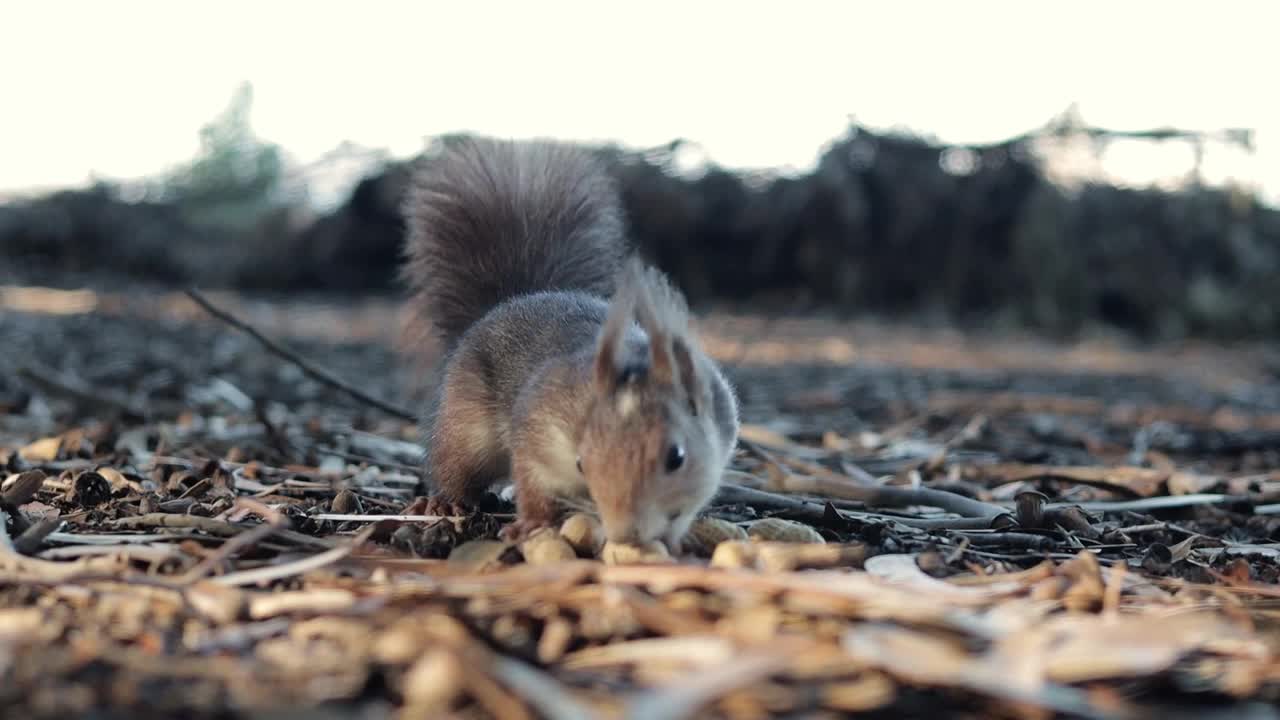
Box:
184, 288, 417, 421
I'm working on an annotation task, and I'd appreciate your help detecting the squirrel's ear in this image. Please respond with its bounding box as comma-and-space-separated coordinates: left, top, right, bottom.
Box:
633, 279, 676, 388
671, 336, 705, 416
595, 276, 636, 393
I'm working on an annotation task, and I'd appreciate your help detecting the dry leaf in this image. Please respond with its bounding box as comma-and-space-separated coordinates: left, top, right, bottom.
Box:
979, 463, 1169, 498
1168, 471, 1219, 496
17, 436, 62, 463
864, 554, 1028, 600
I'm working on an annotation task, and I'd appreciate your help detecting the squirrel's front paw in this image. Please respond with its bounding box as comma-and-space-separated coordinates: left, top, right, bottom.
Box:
406, 494, 475, 518
499, 518, 555, 543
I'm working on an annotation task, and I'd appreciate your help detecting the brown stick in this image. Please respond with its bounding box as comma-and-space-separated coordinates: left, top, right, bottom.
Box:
177, 498, 288, 585
17, 363, 148, 421
740, 439, 1012, 523
208, 524, 377, 587
184, 288, 417, 422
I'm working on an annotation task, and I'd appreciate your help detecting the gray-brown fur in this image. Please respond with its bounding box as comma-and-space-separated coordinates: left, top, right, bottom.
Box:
579, 259, 739, 548
400, 135, 626, 348
420, 292, 609, 511
402, 136, 738, 549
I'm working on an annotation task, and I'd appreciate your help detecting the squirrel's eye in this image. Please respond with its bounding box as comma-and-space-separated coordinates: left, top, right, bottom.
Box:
664, 444, 685, 473
576, 456, 583, 474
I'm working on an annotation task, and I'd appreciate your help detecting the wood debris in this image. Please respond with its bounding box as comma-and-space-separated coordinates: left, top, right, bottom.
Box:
3, 292, 1280, 719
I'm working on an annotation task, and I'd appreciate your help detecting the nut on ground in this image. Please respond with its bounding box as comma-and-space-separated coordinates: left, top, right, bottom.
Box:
755, 542, 868, 572
712, 540, 866, 571
401, 648, 465, 709
684, 516, 748, 556
747, 517, 825, 544
558, 512, 605, 557
710, 540, 757, 569
447, 539, 511, 570
601, 540, 673, 565
519, 528, 578, 565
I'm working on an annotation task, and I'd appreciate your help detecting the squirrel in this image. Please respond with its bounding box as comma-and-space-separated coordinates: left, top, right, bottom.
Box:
400, 135, 740, 552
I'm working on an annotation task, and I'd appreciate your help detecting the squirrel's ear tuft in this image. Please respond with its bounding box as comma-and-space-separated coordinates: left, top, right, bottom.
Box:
633, 273, 676, 389
671, 337, 704, 416
594, 260, 641, 393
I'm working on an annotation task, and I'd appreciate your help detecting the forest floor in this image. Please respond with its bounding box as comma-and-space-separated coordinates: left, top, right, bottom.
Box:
3, 284, 1280, 720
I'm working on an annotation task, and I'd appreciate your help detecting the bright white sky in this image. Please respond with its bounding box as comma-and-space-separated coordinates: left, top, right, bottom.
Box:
2, 0, 1277, 204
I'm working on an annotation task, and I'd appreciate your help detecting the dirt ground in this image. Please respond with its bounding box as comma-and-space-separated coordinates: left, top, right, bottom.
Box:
3, 284, 1280, 719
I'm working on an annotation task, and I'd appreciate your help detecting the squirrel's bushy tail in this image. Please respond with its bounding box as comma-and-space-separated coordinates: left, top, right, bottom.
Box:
401, 135, 627, 347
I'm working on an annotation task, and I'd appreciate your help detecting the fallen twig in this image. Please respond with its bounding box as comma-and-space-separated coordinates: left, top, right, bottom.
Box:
37, 543, 186, 564
184, 288, 417, 421
13, 516, 61, 555
313, 513, 479, 523
208, 524, 377, 587
107, 514, 247, 536
178, 498, 289, 584
852, 484, 1014, 523
488, 655, 597, 720
1049, 494, 1231, 513
16, 363, 148, 421
313, 444, 426, 476
741, 438, 1012, 522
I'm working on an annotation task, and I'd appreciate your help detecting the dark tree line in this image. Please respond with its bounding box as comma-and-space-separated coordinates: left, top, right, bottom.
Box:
2, 124, 1277, 341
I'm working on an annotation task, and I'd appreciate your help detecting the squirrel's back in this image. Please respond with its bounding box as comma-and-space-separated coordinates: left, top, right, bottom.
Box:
401, 135, 628, 347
